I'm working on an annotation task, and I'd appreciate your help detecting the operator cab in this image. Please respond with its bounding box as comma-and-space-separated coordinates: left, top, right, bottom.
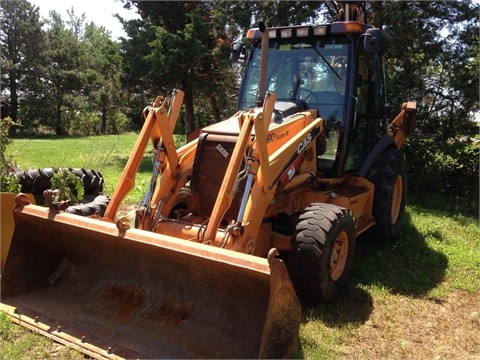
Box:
235, 22, 390, 177
238, 33, 347, 126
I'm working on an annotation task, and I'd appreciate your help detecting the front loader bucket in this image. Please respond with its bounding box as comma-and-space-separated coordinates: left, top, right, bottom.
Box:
1, 197, 301, 359
1, 192, 35, 269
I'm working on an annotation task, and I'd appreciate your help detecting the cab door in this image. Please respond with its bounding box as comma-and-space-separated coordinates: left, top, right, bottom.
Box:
344, 49, 387, 172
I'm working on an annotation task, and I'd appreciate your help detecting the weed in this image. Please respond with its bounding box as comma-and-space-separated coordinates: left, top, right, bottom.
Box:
50, 167, 85, 203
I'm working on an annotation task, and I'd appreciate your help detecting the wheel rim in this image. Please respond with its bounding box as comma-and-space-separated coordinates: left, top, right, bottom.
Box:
391, 174, 403, 224
330, 230, 349, 281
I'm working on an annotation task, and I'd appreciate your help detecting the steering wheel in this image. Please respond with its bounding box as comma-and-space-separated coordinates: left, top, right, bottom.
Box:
298, 88, 319, 102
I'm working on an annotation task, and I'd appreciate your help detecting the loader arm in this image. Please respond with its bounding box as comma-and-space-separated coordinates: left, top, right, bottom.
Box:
202, 110, 254, 243
1, 87, 303, 358
104, 91, 184, 221
233, 110, 324, 254
248, 92, 276, 190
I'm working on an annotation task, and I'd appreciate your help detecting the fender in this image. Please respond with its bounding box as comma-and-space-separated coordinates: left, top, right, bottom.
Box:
358, 135, 396, 177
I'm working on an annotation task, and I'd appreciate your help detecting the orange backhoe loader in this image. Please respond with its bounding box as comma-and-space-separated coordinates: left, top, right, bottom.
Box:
1, 5, 416, 359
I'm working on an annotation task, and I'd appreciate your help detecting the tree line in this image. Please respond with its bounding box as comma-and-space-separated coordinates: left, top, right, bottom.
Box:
1, 0, 478, 138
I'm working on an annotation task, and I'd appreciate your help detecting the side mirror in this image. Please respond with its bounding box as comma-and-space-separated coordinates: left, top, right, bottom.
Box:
230, 41, 244, 62
363, 28, 391, 54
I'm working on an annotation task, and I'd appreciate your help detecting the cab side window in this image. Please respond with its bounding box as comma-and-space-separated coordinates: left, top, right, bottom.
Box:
344, 51, 386, 171
356, 52, 385, 117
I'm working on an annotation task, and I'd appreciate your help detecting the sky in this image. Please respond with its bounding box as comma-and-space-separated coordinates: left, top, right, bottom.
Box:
33, 0, 140, 39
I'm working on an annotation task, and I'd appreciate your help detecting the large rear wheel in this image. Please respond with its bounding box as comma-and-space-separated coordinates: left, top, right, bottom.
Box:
14, 167, 105, 203
364, 147, 407, 244
287, 203, 356, 301
65, 195, 110, 217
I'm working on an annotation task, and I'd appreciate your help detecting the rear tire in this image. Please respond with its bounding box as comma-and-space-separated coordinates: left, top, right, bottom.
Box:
287, 203, 356, 301
69, 168, 105, 194
65, 195, 110, 217
15, 168, 54, 195
364, 147, 407, 244
15, 168, 104, 195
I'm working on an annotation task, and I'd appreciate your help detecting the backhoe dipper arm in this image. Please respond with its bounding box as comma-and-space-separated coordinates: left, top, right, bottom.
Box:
387, 101, 417, 149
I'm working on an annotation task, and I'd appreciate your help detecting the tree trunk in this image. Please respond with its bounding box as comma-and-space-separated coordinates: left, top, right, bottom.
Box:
8, 74, 18, 136
55, 103, 64, 135
183, 88, 195, 137
209, 93, 222, 122
101, 107, 107, 134
370, 2, 385, 29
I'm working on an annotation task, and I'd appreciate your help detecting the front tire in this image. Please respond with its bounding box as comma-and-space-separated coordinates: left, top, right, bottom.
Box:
169, 187, 193, 219
288, 203, 356, 301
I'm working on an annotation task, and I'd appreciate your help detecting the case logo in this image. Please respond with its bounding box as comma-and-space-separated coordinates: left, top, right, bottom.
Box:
216, 144, 230, 158
297, 126, 320, 155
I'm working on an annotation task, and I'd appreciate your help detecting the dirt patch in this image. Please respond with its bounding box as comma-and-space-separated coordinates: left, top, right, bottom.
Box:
338, 290, 480, 359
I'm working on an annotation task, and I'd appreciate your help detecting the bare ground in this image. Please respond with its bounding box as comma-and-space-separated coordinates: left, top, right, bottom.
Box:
337, 290, 480, 360
7, 290, 479, 359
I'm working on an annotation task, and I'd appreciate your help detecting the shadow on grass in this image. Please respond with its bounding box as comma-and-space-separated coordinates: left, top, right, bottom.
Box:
293, 285, 374, 359
300, 284, 374, 326
298, 210, 448, 334
353, 211, 448, 297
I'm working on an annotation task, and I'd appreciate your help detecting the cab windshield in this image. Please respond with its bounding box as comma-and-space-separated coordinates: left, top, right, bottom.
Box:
238, 37, 350, 125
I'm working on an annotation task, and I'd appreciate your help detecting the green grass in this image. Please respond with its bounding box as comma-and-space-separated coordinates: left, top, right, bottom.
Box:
8, 133, 185, 205
353, 207, 464, 298
0, 313, 83, 360
3, 134, 480, 359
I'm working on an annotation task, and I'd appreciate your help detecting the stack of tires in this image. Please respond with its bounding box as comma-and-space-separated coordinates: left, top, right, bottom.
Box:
14, 168, 109, 216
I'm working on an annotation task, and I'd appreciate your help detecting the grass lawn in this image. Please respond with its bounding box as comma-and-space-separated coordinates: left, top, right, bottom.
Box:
2, 134, 479, 359
7, 133, 165, 205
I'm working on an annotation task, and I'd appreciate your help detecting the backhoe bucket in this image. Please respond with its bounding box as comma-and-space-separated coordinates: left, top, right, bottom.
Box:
1, 197, 301, 359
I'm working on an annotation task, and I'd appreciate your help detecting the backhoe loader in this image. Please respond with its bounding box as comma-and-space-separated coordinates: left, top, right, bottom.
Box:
1, 4, 416, 358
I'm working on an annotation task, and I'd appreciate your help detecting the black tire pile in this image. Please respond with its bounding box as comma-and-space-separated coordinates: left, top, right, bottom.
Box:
14, 168, 109, 216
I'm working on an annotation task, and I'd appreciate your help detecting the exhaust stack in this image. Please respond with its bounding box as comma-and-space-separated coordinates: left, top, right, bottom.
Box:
255, 21, 269, 107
